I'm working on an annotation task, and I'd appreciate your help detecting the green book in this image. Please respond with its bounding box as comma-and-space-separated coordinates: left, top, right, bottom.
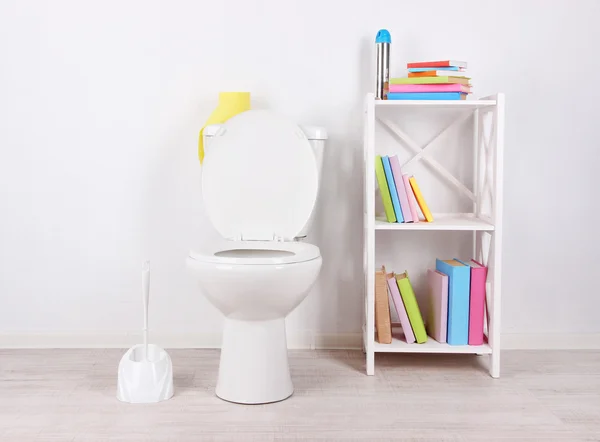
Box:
395, 271, 428, 343
390, 76, 470, 85
374, 155, 396, 223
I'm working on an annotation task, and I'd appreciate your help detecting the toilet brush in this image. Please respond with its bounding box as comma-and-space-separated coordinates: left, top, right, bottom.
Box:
142, 261, 149, 361
116, 261, 174, 403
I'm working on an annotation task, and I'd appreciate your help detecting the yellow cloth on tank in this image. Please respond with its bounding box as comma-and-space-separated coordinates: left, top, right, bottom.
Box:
198, 92, 251, 164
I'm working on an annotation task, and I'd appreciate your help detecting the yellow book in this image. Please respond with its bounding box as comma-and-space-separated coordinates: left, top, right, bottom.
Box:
390, 76, 470, 85
408, 176, 433, 222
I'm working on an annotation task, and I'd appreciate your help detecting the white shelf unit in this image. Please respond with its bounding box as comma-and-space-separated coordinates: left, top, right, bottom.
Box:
362, 92, 505, 378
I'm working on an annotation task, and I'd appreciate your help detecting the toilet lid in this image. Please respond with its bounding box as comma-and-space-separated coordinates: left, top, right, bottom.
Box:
202, 110, 319, 241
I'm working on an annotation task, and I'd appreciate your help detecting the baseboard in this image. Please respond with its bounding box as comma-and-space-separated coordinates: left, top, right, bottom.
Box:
500, 333, 600, 350
1, 332, 600, 350
0, 331, 362, 350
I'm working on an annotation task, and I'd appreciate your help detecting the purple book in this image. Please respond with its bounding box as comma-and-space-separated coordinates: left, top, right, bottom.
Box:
403, 174, 420, 223
387, 273, 416, 344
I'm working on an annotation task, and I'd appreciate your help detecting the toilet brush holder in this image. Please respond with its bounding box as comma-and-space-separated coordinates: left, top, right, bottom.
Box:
116, 261, 173, 403
117, 343, 174, 403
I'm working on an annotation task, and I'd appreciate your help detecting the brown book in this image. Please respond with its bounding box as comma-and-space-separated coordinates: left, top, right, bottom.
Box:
375, 266, 393, 344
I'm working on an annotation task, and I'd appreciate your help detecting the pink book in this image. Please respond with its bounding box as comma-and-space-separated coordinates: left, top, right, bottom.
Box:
388, 155, 413, 222
460, 259, 487, 345
403, 174, 420, 223
389, 84, 471, 93
386, 273, 415, 343
426, 269, 448, 343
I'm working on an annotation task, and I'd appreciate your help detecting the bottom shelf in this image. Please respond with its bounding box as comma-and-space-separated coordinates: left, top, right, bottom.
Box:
370, 326, 492, 354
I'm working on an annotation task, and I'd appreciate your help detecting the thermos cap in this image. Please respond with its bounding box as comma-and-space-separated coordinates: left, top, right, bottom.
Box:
375, 29, 391, 43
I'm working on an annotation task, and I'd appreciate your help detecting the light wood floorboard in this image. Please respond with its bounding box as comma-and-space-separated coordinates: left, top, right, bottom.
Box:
0, 349, 599, 441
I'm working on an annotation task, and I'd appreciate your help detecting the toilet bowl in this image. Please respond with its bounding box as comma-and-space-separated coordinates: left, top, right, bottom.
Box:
187, 110, 327, 404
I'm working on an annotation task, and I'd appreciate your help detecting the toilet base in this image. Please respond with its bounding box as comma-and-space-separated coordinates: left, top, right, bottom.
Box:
216, 317, 293, 404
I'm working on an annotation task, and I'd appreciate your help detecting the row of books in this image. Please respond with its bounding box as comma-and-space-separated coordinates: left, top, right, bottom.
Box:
375, 155, 433, 223
375, 258, 487, 345
387, 60, 471, 101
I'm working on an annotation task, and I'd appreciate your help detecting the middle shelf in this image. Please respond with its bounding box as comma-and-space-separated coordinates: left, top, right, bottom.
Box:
374, 213, 494, 231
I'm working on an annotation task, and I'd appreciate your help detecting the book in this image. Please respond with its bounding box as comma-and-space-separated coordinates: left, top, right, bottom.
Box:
408, 66, 463, 72
388, 155, 413, 223
403, 174, 420, 223
395, 271, 428, 344
390, 77, 470, 85
389, 84, 471, 93
436, 259, 471, 345
427, 269, 448, 343
409, 71, 470, 78
374, 155, 396, 223
388, 92, 467, 101
382, 156, 404, 222
458, 259, 487, 345
407, 60, 467, 69
409, 176, 434, 222
386, 272, 415, 344
375, 266, 393, 344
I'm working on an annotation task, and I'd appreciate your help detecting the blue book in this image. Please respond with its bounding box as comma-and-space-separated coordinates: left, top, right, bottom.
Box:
435, 259, 471, 345
388, 92, 466, 101
408, 67, 460, 72
381, 156, 404, 222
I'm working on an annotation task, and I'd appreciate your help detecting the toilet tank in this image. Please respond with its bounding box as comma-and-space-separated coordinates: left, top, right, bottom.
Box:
202, 123, 327, 241
296, 125, 327, 240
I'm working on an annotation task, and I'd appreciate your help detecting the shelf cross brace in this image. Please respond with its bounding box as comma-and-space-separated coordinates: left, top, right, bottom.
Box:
377, 113, 476, 202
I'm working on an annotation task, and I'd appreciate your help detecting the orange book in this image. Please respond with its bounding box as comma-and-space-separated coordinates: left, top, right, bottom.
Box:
408, 176, 433, 222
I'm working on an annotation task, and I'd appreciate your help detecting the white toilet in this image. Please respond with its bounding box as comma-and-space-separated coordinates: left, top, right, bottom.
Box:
186, 110, 327, 404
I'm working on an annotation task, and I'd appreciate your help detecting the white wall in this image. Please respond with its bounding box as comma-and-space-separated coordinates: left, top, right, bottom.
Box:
1, 0, 599, 348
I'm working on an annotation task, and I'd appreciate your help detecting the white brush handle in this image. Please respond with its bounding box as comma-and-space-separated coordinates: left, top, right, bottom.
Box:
142, 261, 150, 360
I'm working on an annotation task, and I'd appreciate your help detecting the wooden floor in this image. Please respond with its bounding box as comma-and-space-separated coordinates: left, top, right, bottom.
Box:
1, 349, 599, 441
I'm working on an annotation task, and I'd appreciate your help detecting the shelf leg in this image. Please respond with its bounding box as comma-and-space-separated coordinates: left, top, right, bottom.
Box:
366, 349, 374, 376
489, 95, 504, 379
364, 94, 376, 377
490, 351, 500, 378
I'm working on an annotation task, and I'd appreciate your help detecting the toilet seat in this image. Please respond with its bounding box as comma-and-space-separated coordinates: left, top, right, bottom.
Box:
189, 241, 320, 265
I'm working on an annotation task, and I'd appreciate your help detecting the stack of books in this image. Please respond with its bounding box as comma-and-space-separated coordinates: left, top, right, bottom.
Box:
374, 258, 488, 345
388, 60, 471, 101
375, 154, 433, 223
